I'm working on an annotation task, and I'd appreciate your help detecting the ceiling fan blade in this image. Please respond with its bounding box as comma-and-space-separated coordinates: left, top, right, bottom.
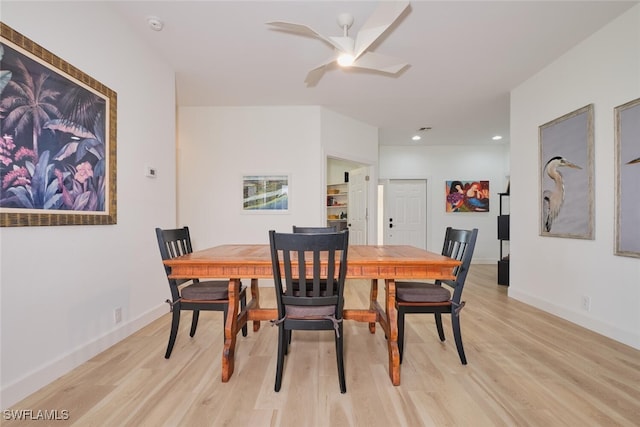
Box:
353, 1, 409, 59
267, 21, 345, 52
351, 51, 408, 74
305, 55, 338, 87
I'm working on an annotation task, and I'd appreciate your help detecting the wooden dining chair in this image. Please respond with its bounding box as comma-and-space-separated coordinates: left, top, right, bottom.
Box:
288, 225, 338, 342
395, 227, 478, 365
155, 226, 247, 359
269, 229, 349, 393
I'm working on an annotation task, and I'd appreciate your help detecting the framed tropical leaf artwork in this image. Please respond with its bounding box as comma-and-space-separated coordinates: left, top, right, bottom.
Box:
0, 23, 117, 226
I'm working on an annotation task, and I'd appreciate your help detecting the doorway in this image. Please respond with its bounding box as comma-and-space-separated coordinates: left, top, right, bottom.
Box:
382, 179, 427, 249
326, 157, 369, 245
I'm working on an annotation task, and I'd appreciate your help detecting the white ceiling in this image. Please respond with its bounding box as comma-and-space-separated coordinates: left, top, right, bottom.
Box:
109, 1, 637, 146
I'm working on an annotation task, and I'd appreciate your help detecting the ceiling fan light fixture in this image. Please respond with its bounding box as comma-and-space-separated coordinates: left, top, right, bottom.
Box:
337, 53, 355, 67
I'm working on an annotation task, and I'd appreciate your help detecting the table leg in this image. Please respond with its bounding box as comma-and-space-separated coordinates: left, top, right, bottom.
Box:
250, 278, 261, 332
222, 278, 241, 382
368, 279, 378, 333
384, 278, 401, 386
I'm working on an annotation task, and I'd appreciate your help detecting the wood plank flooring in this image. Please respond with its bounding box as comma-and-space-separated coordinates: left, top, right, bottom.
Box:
5, 265, 640, 426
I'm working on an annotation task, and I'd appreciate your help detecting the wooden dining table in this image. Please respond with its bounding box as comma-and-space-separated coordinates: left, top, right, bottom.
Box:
163, 244, 461, 386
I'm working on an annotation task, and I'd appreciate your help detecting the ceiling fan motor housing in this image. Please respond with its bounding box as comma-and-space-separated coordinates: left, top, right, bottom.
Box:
337, 13, 354, 31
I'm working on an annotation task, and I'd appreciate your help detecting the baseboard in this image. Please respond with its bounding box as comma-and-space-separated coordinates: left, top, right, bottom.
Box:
0, 303, 167, 409
508, 288, 640, 351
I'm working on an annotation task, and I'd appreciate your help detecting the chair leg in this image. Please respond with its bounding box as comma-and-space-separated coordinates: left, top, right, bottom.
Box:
285, 330, 291, 355
274, 326, 286, 392
241, 293, 248, 337
434, 312, 445, 341
165, 307, 181, 359
397, 307, 406, 364
451, 312, 467, 365
336, 324, 346, 393
190, 310, 200, 337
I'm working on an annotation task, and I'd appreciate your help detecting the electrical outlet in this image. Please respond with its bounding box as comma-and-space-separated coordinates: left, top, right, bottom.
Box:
114, 307, 122, 324
581, 296, 591, 312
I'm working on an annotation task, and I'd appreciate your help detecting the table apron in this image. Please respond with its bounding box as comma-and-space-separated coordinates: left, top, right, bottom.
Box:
168, 265, 456, 280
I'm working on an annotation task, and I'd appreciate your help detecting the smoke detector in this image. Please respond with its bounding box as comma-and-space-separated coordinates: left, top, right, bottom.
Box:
147, 16, 164, 32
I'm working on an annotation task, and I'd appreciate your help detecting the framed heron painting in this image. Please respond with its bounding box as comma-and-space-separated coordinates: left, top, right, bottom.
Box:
538, 104, 594, 239
614, 97, 640, 258
0, 23, 117, 227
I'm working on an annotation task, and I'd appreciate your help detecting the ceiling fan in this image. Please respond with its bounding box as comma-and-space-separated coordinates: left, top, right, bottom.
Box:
267, 1, 410, 86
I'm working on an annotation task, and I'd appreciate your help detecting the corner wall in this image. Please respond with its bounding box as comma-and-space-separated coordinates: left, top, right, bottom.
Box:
1, 2, 177, 407
510, 5, 640, 349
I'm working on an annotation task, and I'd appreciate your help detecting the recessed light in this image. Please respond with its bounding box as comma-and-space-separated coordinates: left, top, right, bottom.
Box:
412, 135, 421, 141
492, 135, 503, 140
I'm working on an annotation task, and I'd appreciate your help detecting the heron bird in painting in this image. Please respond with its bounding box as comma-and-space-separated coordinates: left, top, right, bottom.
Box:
542, 156, 582, 232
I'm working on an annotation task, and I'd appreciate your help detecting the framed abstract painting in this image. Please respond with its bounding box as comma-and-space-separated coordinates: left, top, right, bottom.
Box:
445, 180, 490, 212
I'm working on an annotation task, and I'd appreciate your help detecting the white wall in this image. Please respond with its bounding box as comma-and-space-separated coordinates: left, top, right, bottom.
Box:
510, 5, 640, 349
379, 144, 510, 263
0, 2, 177, 407
177, 106, 324, 247
176, 105, 382, 276
177, 106, 378, 247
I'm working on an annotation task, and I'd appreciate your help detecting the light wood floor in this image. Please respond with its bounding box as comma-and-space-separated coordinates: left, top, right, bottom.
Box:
5, 265, 640, 426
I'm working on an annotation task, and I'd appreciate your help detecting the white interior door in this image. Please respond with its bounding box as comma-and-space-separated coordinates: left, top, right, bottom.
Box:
384, 180, 427, 249
348, 167, 369, 245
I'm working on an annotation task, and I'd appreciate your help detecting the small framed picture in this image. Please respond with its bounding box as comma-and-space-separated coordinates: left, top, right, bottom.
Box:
242, 175, 289, 212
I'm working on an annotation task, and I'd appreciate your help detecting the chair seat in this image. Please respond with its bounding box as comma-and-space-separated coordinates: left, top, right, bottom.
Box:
181, 280, 231, 300
285, 304, 335, 318
396, 281, 451, 303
